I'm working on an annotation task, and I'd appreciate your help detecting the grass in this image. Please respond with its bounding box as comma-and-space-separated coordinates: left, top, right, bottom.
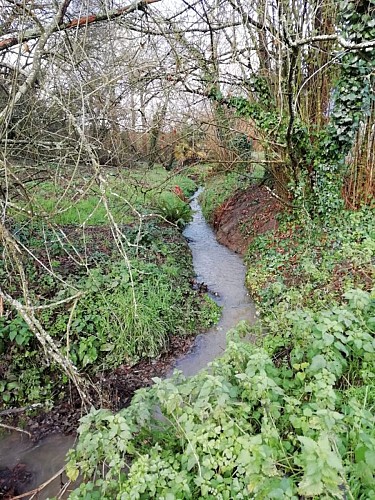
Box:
0, 165, 221, 408
11, 166, 197, 226
200, 164, 264, 222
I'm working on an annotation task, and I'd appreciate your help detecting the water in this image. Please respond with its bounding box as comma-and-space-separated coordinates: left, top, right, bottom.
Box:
171, 188, 256, 376
0, 433, 76, 498
0, 188, 256, 498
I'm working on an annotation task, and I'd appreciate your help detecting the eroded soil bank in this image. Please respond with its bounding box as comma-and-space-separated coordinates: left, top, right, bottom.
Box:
212, 185, 282, 255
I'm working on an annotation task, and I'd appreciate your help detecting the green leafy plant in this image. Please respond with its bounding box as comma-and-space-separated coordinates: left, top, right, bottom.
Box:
156, 192, 192, 226
0, 315, 32, 347
198, 295, 222, 329
67, 289, 375, 498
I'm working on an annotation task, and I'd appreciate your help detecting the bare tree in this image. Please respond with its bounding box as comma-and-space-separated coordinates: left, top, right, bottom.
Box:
0, 0, 163, 403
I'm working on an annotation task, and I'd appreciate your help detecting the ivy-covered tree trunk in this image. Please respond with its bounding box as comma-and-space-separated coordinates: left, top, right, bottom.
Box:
313, 0, 375, 214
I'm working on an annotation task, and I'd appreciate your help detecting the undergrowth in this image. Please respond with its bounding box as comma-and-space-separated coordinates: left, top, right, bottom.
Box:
0, 170, 219, 408
245, 207, 374, 316
0, 221, 220, 407
66, 184, 374, 498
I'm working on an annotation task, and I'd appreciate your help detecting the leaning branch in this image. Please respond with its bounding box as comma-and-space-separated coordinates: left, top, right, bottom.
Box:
0, 0, 161, 53
294, 34, 375, 50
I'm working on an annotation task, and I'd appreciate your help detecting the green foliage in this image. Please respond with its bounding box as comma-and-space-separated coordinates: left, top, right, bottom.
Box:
246, 206, 374, 313
0, 184, 216, 409
49, 258, 206, 368
172, 174, 197, 197
247, 75, 274, 108
60, 163, 374, 499
228, 133, 253, 165
0, 315, 32, 349
4, 226, 215, 380
198, 295, 222, 329
228, 96, 283, 138
155, 192, 192, 226
67, 287, 375, 498
64, 201, 373, 497
12, 167, 197, 226
36, 195, 110, 226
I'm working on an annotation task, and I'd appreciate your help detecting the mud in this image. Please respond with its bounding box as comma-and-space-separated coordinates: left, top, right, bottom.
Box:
0, 464, 32, 498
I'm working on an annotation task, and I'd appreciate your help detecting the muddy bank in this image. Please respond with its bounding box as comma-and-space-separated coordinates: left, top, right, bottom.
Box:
1, 331, 198, 442
0, 334, 198, 498
212, 185, 282, 255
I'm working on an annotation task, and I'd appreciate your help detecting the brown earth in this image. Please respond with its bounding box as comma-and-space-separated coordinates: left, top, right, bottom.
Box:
212, 185, 283, 255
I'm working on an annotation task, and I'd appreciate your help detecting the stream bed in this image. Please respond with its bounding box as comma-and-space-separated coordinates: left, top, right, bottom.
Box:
0, 188, 256, 499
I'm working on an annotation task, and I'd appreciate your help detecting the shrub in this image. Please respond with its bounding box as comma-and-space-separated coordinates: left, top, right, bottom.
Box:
156, 192, 192, 226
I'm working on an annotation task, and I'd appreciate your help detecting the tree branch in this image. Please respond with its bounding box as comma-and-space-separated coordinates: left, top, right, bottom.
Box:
0, 0, 162, 53
294, 33, 375, 50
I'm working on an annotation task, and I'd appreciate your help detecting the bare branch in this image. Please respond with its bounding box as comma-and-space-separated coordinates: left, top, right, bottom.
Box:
0, 0, 162, 53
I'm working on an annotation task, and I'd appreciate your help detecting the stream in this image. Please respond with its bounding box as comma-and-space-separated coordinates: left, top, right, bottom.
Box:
171, 188, 256, 376
0, 188, 256, 499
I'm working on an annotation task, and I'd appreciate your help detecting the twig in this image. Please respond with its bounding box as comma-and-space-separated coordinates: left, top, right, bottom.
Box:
0, 423, 32, 438
0, 403, 42, 417
9, 466, 66, 500
264, 185, 294, 208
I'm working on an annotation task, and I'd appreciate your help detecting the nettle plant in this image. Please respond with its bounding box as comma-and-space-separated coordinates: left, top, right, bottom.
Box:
67, 289, 375, 499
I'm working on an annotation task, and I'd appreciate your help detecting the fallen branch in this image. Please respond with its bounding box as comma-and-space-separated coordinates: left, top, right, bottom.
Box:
9, 466, 66, 500
0, 403, 42, 417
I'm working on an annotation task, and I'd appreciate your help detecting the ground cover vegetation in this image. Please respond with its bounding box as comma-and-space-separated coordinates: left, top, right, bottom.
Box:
0, 167, 220, 409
